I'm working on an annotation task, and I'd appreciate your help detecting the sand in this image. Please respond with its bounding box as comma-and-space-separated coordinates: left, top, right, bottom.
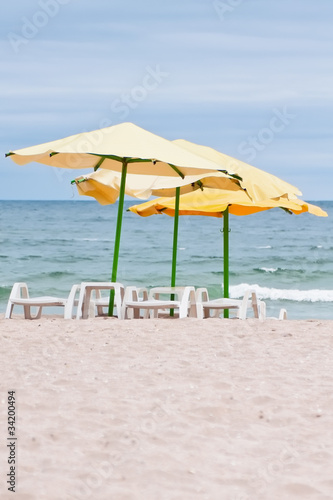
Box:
1, 315, 333, 500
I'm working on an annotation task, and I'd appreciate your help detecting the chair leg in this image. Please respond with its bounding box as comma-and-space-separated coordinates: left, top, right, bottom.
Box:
5, 283, 29, 319
212, 309, 221, 318
238, 290, 251, 320
251, 292, 259, 319
133, 307, 141, 319
64, 285, 80, 320
179, 303, 187, 319
196, 303, 204, 319
24, 305, 43, 320
23, 304, 32, 319
142, 308, 150, 319
94, 289, 102, 317
279, 308, 287, 320
203, 306, 211, 319
114, 288, 123, 320
152, 308, 159, 319
259, 301, 266, 321
5, 302, 14, 319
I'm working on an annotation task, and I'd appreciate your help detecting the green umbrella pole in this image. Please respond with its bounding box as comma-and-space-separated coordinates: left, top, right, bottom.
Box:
170, 186, 180, 316
108, 159, 128, 316
223, 207, 229, 318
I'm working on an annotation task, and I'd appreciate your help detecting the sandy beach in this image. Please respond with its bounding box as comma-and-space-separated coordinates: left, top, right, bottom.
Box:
1, 315, 333, 500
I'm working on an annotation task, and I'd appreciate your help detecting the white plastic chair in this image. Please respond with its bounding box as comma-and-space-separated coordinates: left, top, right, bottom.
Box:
122, 286, 196, 319
76, 282, 125, 319
121, 286, 150, 319
259, 301, 287, 320
195, 288, 260, 320
5, 282, 80, 319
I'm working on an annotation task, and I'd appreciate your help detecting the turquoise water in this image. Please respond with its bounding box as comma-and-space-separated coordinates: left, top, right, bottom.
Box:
1, 200, 332, 319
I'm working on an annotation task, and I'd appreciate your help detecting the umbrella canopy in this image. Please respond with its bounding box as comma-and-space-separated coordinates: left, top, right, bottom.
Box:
128, 190, 327, 316
7, 122, 235, 179
173, 139, 302, 202
6, 122, 240, 316
129, 189, 327, 218
72, 168, 242, 204
70, 135, 303, 207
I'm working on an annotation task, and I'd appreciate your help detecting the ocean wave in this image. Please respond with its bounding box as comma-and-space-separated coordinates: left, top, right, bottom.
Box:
230, 283, 333, 302
18, 255, 42, 260
309, 245, 333, 251
255, 267, 305, 275
258, 267, 278, 273
40, 271, 75, 278
255, 245, 272, 249
74, 238, 111, 242
212, 270, 238, 277
191, 255, 222, 261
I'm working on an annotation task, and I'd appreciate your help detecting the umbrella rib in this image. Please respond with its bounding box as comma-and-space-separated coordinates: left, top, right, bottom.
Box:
92, 154, 185, 178
219, 169, 243, 182
94, 157, 105, 171
280, 207, 293, 214
167, 164, 185, 179
128, 158, 185, 178
126, 158, 155, 163
70, 178, 85, 185
91, 155, 154, 163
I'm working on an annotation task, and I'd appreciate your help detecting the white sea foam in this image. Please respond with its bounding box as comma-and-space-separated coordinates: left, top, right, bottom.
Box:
230, 283, 333, 302
256, 245, 272, 249
259, 267, 278, 273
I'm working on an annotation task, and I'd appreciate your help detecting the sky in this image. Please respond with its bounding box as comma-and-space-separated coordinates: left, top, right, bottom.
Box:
1, 0, 332, 200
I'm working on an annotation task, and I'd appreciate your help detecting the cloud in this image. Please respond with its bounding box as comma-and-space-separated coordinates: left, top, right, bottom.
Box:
1, 0, 332, 199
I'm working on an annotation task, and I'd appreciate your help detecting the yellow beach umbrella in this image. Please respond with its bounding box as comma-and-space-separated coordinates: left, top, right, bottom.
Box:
161, 137, 308, 307
6, 122, 240, 315
7, 122, 233, 176
72, 167, 242, 205
129, 189, 327, 218
129, 189, 327, 316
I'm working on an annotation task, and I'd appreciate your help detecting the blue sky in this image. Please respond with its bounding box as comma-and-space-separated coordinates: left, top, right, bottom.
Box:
1, 0, 332, 200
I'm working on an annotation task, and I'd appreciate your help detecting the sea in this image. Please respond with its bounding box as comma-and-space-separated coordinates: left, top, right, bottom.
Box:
1, 200, 332, 320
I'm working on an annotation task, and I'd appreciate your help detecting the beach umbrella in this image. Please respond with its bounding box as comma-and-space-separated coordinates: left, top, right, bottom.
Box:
6, 122, 240, 315
165, 137, 305, 304
129, 189, 326, 218
69, 135, 305, 314
128, 189, 327, 316
71, 166, 242, 204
